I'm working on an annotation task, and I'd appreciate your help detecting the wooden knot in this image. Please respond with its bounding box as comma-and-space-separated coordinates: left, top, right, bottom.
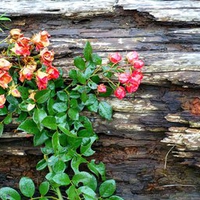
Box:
182, 97, 200, 115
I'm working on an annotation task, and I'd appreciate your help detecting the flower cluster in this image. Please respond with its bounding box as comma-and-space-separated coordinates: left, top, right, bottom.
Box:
97, 51, 144, 99
0, 29, 60, 108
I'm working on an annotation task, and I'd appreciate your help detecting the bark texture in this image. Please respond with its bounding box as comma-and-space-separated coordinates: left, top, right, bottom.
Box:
0, 0, 200, 199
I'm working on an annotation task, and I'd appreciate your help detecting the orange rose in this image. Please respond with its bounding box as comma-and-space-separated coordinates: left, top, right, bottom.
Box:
0, 70, 12, 89
40, 48, 54, 67
0, 58, 12, 71
32, 31, 50, 50
46, 65, 59, 80
0, 94, 6, 108
19, 67, 34, 82
11, 37, 31, 56
9, 29, 23, 43
36, 70, 48, 90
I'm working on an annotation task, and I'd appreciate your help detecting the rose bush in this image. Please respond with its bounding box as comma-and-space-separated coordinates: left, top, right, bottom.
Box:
0, 27, 144, 200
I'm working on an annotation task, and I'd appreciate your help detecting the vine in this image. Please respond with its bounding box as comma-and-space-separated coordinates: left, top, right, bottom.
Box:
0, 27, 144, 200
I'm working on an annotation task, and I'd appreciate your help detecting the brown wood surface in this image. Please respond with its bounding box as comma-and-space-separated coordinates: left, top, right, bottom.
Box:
1, 1, 200, 199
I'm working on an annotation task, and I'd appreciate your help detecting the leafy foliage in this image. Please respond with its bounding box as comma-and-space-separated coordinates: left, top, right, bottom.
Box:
0, 27, 144, 200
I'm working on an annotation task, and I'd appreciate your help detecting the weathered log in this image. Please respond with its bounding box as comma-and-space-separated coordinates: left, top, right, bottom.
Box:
1, 0, 200, 199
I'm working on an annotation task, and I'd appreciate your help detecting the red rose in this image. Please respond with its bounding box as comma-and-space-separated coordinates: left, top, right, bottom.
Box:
118, 72, 131, 84
126, 51, 138, 64
46, 65, 60, 80
108, 53, 122, 64
97, 84, 107, 93
114, 86, 126, 99
125, 82, 139, 93
36, 70, 48, 90
133, 60, 144, 69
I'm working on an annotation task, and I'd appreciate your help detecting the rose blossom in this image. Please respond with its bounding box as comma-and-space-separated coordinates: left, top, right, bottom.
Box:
108, 52, 122, 64
36, 70, 48, 90
125, 82, 139, 93
133, 60, 144, 69
32, 31, 50, 50
46, 65, 60, 80
40, 48, 54, 67
11, 37, 31, 56
97, 84, 107, 93
19, 67, 34, 82
0, 94, 6, 108
126, 51, 139, 64
0, 58, 12, 71
118, 72, 131, 84
0, 70, 12, 89
114, 86, 126, 99
130, 70, 143, 83
9, 86, 21, 98
9, 29, 23, 42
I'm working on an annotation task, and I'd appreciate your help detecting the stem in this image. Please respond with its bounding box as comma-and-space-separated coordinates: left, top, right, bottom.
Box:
44, 155, 64, 200
55, 187, 64, 200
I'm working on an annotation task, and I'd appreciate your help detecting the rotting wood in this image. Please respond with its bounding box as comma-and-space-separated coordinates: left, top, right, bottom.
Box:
0, 0, 200, 199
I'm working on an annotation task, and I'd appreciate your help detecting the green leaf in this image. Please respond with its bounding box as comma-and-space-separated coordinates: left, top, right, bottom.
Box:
84, 41, 93, 61
47, 98, 56, 115
3, 113, 12, 125
87, 100, 98, 112
108, 196, 124, 200
66, 185, 81, 200
17, 86, 29, 99
52, 173, 70, 186
53, 102, 67, 112
98, 101, 112, 120
55, 112, 67, 124
87, 81, 98, 89
69, 91, 80, 99
16, 112, 27, 123
74, 56, 86, 70
88, 160, 106, 181
6, 95, 18, 106
72, 172, 97, 191
41, 116, 57, 130
80, 136, 97, 156
0, 123, 4, 137
52, 160, 66, 173
91, 75, 100, 84
35, 89, 51, 104
39, 181, 49, 196
92, 53, 102, 65
84, 94, 97, 106
58, 124, 76, 137
77, 71, 86, 84
68, 108, 79, 120
33, 109, 47, 131
0, 187, 21, 200
78, 186, 97, 200
69, 69, 77, 80
0, 107, 7, 116
19, 177, 35, 198
36, 159, 47, 171
71, 156, 87, 174
52, 132, 63, 154
57, 91, 68, 101
18, 119, 40, 134
99, 180, 116, 198
33, 130, 49, 146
